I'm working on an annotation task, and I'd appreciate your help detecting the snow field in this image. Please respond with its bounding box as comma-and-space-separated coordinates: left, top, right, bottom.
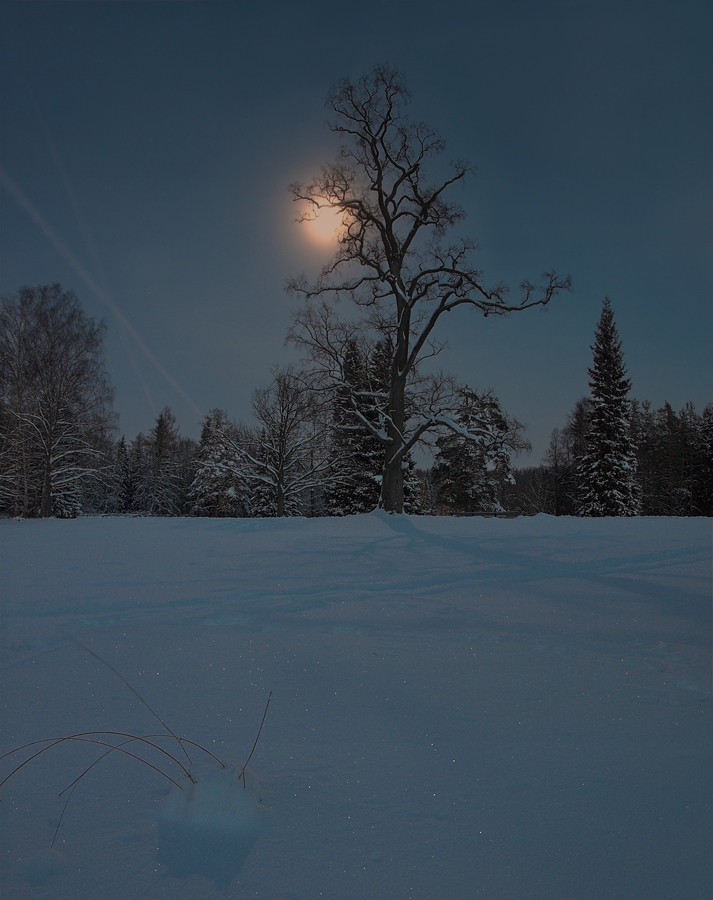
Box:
0, 512, 711, 898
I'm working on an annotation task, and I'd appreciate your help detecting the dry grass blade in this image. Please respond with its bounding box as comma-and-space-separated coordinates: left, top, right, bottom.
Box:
75, 640, 193, 765
0, 646, 271, 858
238, 691, 272, 786
0, 732, 194, 791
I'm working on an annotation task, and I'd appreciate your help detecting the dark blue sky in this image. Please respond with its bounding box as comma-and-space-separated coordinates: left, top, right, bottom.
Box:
1, 1, 711, 462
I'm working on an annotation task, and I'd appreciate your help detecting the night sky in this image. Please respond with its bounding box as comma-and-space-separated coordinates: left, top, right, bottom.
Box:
1, 1, 711, 463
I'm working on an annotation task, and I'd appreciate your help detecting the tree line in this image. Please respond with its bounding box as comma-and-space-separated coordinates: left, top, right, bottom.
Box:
0, 284, 524, 519
510, 299, 712, 517
510, 398, 712, 518
2, 284, 709, 520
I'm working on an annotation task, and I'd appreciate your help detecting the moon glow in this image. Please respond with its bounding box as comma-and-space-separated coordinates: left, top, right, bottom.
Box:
304, 204, 344, 244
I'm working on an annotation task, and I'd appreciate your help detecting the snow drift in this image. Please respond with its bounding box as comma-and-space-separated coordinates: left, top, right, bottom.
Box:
157, 764, 263, 886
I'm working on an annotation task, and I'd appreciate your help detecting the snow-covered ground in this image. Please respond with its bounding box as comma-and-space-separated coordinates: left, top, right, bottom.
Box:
0, 512, 711, 899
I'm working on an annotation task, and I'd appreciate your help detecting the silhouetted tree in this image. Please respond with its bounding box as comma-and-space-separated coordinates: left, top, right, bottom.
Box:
289, 66, 570, 512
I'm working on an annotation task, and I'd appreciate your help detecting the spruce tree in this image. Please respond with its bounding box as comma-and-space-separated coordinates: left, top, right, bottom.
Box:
431, 388, 527, 514
113, 435, 134, 513
577, 298, 640, 516
189, 410, 250, 517
632, 400, 713, 516
323, 336, 422, 516
324, 340, 382, 515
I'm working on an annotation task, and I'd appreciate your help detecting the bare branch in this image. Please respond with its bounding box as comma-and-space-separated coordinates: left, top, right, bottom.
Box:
287, 67, 570, 511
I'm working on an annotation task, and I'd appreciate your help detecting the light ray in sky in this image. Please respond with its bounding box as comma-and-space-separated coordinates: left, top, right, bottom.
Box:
26, 93, 159, 419
0, 168, 202, 419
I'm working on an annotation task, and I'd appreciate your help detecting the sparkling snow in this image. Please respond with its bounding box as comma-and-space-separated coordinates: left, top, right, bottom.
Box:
1, 512, 711, 898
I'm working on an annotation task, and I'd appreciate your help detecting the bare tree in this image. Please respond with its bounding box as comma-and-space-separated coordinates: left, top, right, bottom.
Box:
0, 285, 115, 517
0, 294, 34, 515
217, 368, 334, 517
288, 66, 571, 512
250, 368, 336, 516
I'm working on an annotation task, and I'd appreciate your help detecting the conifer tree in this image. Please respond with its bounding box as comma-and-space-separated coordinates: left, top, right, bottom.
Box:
143, 408, 197, 515
323, 339, 382, 515
325, 335, 428, 515
631, 400, 713, 516
323, 335, 427, 516
114, 436, 134, 513
189, 409, 250, 517
431, 388, 528, 514
576, 299, 640, 516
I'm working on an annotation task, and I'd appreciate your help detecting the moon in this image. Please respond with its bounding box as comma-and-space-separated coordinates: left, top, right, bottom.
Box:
304, 203, 344, 244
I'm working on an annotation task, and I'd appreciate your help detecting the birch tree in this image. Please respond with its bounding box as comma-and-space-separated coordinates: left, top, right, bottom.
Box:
0, 285, 115, 517
244, 368, 334, 517
288, 66, 570, 512
195, 369, 333, 517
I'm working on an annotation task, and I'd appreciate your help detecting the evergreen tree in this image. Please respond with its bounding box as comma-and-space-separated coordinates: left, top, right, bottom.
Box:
668, 402, 713, 516
115, 436, 136, 513
323, 335, 420, 516
431, 388, 528, 514
699, 404, 713, 516
148, 408, 181, 515
127, 432, 152, 513
632, 400, 713, 516
323, 339, 382, 515
401, 455, 424, 514
576, 299, 640, 516
189, 409, 250, 517
131, 408, 197, 516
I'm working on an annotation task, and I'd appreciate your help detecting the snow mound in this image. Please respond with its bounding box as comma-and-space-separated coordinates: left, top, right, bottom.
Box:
157, 763, 263, 886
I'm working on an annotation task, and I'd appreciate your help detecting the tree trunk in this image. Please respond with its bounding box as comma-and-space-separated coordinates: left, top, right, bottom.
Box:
380, 440, 404, 513
379, 375, 407, 513
276, 455, 286, 517
41, 462, 53, 517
